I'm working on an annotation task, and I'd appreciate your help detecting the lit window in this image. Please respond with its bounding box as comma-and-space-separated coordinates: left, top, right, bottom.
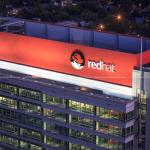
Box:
44, 108, 66, 122
45, 95, 66, 108
20, 101, 41, 114
0, 83, 17, 95
69, 100, 94, 114
19, 88, 42, 100
0, 96, 17, 109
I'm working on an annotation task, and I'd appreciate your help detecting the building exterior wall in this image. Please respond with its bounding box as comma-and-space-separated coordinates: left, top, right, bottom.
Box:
133, 69, 150, 150
0, 69, 137, 150
1, 20, 150, 150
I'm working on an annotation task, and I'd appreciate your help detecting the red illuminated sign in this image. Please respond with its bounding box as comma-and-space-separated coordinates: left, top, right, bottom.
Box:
88, 59, 116, 72
0, 32, 149, 87
71, 50, 85, 70
71, 50, 116, 72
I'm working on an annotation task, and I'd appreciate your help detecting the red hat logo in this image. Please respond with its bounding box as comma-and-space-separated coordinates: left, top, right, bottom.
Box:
71, 50, 85, 69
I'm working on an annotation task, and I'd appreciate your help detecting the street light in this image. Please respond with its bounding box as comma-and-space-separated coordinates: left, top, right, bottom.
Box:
116, 14, 122, 21
97, 24, 105, 32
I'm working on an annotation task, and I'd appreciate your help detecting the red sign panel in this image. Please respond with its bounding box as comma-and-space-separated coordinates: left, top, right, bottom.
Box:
0, 32, 139, 87
137, 50, 150, 66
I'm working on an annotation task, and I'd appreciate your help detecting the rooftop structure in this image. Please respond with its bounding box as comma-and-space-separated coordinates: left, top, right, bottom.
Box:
0, 18, 150, 150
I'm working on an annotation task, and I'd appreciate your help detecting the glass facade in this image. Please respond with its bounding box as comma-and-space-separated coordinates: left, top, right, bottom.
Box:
0, 83, 17, 95
138, 91, 147, 149
0, 96, 17, 109
71, 143, 91, 150
98, 122, 134, 137
70, 129, 95, 143
46, 136, 67, 149
0, 135, 18, 148
0, 81, 136, 150
44, 108, 67, 122
45, 95, 66, 108
45, 122, 67, 135
0, 122, 18, 135
71, 115, 94, 129
20, 140, 42, 150
20, 114, 42, 128
0, 108, 17, 120
19, 87, 42, 100
98, 122, 122, 136
69, 100, 94, 114
20, 128, 42, 141
19, 101, 41, 114
98, 107, 134, 122
98, 137, 123, 150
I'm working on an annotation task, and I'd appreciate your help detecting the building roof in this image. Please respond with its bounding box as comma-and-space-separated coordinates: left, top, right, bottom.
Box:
0, 18, 150, 100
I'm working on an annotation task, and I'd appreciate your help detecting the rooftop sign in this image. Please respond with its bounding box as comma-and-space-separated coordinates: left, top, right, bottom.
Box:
0, 32, 148, 87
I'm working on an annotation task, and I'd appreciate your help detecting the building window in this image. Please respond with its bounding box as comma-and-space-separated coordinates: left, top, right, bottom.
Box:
70, 129, 95, 143
125, 140, 134, 150
19, 88, 42, 100
46, 136, 67, 149
0, 108, 17, 120
45, 122, 67, 135
98, 137, 123, 150
139, 92, 147, 105
98, 107, 134, 122
139, 105, 146, 120
125, 111, 134, 121
98, 107, 124, 121
0, 135, 18, 148
0, 83, 17, 95
30, 144, 42, 150
139, 138, 145, 149
0, 122, 18, 135
69, 100, 94, 114
44, 108, 66, 122
0, 96, 17, 109
20, 114, 42, 128
19, 101, 41, 114
20, 128, 42, 141
20, 141, 29, 150
45, 95, 66, 108
71, 143, 91, 150
71, 115, 94, 129
98, 122, 122, 136
123, 126, 134, 137
20, 141, 42, 150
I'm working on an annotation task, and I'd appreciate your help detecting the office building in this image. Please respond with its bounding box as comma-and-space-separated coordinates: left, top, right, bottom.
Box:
0, 20, 150, 150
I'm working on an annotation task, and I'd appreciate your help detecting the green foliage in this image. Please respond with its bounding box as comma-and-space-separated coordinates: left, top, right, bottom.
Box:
81, 11, 98, 22
9, 0, 22, 7
1, 0, 150, 37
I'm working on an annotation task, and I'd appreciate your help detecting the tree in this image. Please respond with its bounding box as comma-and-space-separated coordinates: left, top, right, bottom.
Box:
9, 0, 22, 7
0, 0, 5, 15
81, 11, 98, 22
